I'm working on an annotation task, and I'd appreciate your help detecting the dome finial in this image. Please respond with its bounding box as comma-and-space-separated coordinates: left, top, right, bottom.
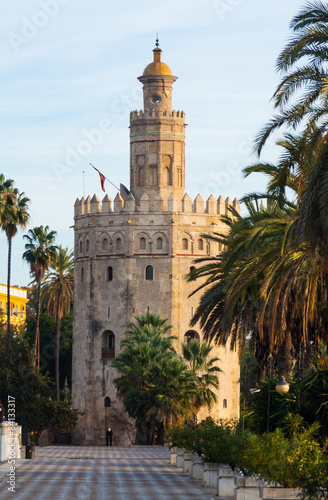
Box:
155, 33, 159, 48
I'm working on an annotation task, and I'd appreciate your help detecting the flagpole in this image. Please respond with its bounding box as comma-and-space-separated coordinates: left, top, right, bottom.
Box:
90, 163, 120, 191
83, 170, 85, 198
90, 163, 140, 212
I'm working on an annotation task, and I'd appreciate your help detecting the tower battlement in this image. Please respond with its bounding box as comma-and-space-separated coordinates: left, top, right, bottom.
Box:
74, 193, 240, 217
130, 109, 185, 121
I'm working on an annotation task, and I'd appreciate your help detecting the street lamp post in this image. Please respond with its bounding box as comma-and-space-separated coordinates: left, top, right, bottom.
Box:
266, 356, 272, 433
267, 357, 290, 433
275, 376, 290, 395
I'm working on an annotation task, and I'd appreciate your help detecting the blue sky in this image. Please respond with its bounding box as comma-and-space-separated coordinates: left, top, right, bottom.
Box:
1, 0, 306, 286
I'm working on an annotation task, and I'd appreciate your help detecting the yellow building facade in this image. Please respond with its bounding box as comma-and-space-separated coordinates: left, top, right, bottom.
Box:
0, 284, 28, 324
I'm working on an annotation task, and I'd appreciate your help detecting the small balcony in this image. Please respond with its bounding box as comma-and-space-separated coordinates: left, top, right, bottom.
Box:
102, 347, 115, 359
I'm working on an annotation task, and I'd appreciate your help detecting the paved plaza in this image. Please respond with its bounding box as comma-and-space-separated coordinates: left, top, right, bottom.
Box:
0, 445, 216, 500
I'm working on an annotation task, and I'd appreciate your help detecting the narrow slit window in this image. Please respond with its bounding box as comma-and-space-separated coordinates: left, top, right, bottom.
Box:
106, 266, 113, 282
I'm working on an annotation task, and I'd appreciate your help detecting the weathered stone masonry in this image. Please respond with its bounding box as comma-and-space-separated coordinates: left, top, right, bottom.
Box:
72, 43, 240, 445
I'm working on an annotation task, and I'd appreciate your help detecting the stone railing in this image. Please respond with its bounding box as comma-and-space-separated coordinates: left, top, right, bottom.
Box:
0, 422, 22, 462
169, 447, 301, 500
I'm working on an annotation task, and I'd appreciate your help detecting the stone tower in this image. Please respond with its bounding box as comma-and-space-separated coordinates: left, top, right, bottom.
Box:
72, 42, 240, 446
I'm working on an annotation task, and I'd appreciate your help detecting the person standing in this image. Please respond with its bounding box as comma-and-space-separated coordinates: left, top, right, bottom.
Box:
106, 428, 113, 446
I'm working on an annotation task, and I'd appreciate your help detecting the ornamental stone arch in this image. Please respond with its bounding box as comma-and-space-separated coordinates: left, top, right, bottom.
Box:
134, 231, 151, 253
152, 231, 168, 253
97, 232, 113, 253
178, 231, 193, 253
184, 330, 200, 344
113, 231, 125, 253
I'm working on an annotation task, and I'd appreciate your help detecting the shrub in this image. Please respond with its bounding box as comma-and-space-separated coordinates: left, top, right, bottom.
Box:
193, 417, 242, 464
168, 423, 197, 451
238, 419, 328, 497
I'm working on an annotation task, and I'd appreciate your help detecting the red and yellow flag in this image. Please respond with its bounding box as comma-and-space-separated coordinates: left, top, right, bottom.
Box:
91, 165, 106, 192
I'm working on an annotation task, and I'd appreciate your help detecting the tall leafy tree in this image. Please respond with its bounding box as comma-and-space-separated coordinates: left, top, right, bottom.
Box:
112, 312, 218, 444
0, 176, 30, 353
23, 226, 57, 368
181, 339, 220, 411
42, 246, 74, 401
256, 1, 328, 154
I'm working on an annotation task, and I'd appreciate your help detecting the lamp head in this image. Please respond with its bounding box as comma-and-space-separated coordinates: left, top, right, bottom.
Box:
275, 376, 290, 395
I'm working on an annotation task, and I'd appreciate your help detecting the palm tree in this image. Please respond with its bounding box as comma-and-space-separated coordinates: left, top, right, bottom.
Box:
181, 339, 221, 411
23, 226, 57, 368
112, 312, 198, 443
255, 1, 328, 154
42, 246, 74, 401
187, 201, 298, 378
0, 180, 30, 353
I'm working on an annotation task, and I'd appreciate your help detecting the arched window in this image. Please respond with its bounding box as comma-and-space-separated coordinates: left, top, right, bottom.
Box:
177, 167, 183, 187
79, 240, 83, 254
146, 265, 153, 280
223, 399, 227, 408
149, 166, 158, 186
86, 239, 89, 252
116, 238, 122, 251
157, 237, 163, 250
198, 239, 204, 251
184, 330, 200, 344
140, 237, 146, 250
138, 167, 144, 186
189, 266, 196, 276
104, 397, 111, 408
102, 238, 108, 251
106, 266, 113, 282
101, 331, 115, 359
182, 238, 188, 250
81, 267, 84, 283
164, 167, 171, 186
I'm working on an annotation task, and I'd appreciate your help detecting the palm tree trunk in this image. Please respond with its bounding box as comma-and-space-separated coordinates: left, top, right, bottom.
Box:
277, 330, 293, 378
35, 281, 42, 369
7, 236, 12, 360
55, 300, 61, 401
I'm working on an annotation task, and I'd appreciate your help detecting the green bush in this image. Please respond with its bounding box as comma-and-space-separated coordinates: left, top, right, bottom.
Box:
168, 423, 197, 451
192, 417, 242, 464
238, 417, 328, 498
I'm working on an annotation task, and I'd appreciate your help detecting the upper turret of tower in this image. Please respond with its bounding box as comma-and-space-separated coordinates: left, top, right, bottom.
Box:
143, 45, 172, 76
138, 40, 177, 113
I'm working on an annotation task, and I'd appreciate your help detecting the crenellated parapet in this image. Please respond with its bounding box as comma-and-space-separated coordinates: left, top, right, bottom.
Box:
74, 193, 240, 217
130, 109, 185, 123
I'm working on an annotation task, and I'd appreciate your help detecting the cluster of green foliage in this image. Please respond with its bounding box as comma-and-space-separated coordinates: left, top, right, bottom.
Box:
169, 418, 242, 465
112, 312, 220, 444
169, 415, 328, 499
0, 320, 79, 439
187, 1, 328, 382
243, 348, 328, 439
26, 310, 73, 390
192, 417, 242, 464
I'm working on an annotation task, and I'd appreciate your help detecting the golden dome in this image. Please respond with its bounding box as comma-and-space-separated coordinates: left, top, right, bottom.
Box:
143, 47, 172, 76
